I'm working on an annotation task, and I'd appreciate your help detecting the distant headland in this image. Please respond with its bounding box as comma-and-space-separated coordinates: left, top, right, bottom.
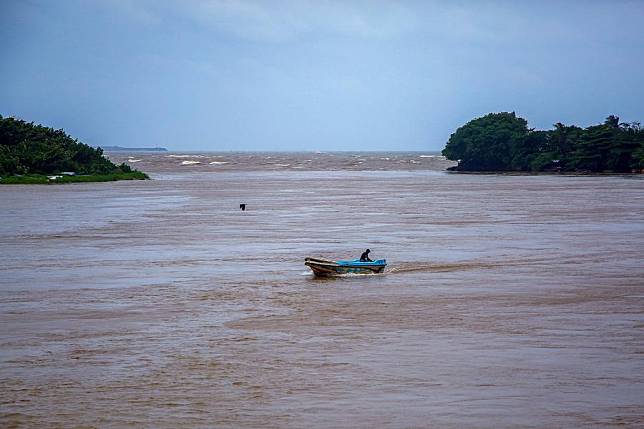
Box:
102, 146, 168, 152
443, 113, 644, 173
0, 115, 149, 184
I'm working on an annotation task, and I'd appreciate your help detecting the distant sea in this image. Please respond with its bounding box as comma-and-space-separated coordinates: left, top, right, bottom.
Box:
105, 150, 454, 172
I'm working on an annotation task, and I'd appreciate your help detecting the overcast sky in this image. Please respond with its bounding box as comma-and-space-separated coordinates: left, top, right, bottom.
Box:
1, 0, 643, 151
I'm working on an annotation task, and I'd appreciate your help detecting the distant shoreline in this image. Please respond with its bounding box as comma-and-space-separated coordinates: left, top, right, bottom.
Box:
102, 146, 168, 152
108, 150, 442, 154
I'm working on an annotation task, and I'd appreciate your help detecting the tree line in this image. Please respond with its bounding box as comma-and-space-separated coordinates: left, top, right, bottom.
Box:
442, 112, 644, 172
0, 115, 136, 177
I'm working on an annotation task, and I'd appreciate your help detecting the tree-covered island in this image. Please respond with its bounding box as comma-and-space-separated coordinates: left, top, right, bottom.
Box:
442, 112, 644, 173
0, 115, 148, 184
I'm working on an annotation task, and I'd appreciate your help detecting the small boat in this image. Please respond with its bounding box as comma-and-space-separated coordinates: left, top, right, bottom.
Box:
305, 257, 387, 277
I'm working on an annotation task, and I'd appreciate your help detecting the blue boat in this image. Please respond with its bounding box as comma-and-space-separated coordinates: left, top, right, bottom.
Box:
305, 257, 387, 277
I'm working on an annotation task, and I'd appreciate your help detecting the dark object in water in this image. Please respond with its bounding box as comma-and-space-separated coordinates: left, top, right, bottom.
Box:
240, 204, 246, 211
305, 257, 387, 277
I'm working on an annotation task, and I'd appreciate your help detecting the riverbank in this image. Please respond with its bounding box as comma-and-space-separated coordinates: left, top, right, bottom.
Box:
0, 116, 151, 184
0, 171, 149, 184
442, 113, 644, 173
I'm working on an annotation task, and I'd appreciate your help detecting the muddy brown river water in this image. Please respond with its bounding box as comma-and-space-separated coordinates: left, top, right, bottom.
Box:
1, 152, 643, 428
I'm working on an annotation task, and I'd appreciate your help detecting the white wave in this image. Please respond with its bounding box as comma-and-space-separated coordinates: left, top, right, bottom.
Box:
209, 161, 229, 165
126, 159, 142, 163
419, 155, 435, 158
274, 163, 290, 167
181, 160, 201, 165
167, 154, 206, 158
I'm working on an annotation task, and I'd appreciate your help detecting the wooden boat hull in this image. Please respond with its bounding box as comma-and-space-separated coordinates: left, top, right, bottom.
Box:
305, 257, 386, 277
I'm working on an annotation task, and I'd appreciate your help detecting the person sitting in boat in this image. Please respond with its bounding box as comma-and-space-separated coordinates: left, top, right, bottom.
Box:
360, 249, 373, 262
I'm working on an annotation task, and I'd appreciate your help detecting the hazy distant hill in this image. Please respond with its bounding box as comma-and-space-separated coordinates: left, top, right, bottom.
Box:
102, 146, 168, 152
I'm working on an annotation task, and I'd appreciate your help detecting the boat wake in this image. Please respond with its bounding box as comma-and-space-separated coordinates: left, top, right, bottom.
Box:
387, 261, 498, 274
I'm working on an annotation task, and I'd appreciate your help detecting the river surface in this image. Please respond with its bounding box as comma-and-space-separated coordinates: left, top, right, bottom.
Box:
1, 152, 643, 428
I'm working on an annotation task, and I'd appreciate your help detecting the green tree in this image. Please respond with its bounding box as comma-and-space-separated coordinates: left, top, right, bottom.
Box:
443, 113, 643, 173
442, 112, 530, 171
570, 116, 620, 171
549, 123, 582, 167
0, 115, 143, 177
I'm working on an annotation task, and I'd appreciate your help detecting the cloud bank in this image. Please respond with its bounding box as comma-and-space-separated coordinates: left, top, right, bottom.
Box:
1, 0, 643, 150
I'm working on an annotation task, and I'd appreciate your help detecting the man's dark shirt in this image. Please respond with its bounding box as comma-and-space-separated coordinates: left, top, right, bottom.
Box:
360, 251, 372, 262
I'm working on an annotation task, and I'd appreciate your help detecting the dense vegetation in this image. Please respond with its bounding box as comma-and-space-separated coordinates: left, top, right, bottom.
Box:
442, 112, 644, 172
0, 115, 148, 181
